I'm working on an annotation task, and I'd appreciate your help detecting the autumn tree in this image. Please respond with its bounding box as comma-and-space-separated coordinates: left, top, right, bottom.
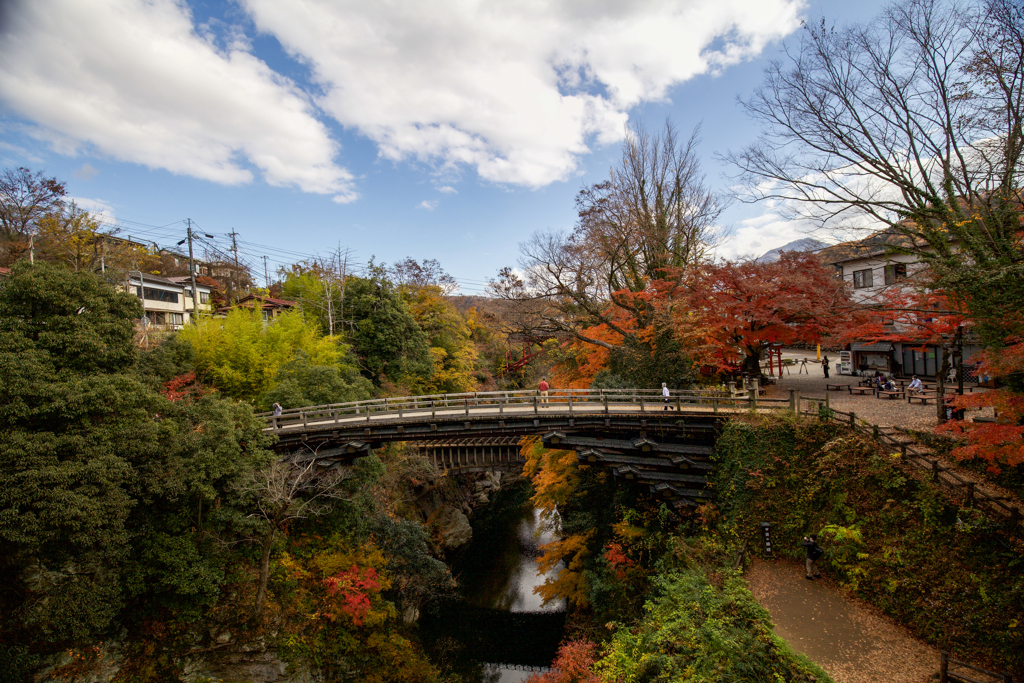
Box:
0, 167, 67, 264
680, 252, 850, 376
234, 457, 353, 616
492, 121, 722, 388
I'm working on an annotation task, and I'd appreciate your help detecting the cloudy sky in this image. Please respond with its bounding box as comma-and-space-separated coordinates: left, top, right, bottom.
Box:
0, 0, 887, 292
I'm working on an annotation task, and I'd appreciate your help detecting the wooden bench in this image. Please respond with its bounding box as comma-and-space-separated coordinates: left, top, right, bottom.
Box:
849, 386, 875, 396
825, 383, 848, 392
907, 392, 937, 404
876, 389, 904, 400
973, 415, 998, 423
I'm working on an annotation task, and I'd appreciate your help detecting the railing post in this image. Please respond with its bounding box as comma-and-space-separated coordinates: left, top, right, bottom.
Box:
789, 389, 795, 412
534, 395, 538, 414
825, 392, 830, 410
965, 482, 975, 505
302, 411, 308, 428
465, 398, 470, 416
795, 390, 801, 415
748, 388, 756, 411
640, 396, 645, 412
676, 394, 681, 411
603, 393, 608, 415
499, 397, 504, 415
900, 444, 907, 461
399, 402, 403, 417
272, 416, 279, 430
940, 652, 949, 683
932, 460, 940, 481
849, 410, 856, 427
713, 398, 718, 414
568, 394, 573, 413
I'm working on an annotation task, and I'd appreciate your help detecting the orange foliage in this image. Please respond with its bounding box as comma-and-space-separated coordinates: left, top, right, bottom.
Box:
162, 371, 211, 402
937, 337, 1024, 470
322, 565, 382, 626
525, 639, 601, 683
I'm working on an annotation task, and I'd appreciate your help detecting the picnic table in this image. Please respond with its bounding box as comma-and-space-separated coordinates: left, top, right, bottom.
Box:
825, 383, 848, 392
877, 389, 905, 400
907, 392, 937, 405
849, 386, 875, 396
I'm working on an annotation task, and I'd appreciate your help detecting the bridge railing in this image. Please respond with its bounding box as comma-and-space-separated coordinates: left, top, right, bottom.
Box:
258, 388, 793, 431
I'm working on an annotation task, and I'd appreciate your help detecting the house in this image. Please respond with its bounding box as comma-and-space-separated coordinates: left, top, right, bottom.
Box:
126, 273, 212, 330
818, 229, 982, 378
216, 294, 297, 320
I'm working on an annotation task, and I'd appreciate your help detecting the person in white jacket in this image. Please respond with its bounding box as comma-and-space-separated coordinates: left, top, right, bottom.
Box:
662, 382, 671, 410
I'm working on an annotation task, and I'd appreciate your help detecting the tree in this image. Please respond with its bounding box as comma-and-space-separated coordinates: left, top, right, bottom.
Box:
0, 167, 67, 264
493, 120, 723, 353
179, 307, 346, 402
344, 265, 433, 388
259, 349, 372, 411
0, 262, 274, 646
389, 257, 458, 295
681, 253, 851, 376
234, 458, 352, 616
731, 0, 1024, 346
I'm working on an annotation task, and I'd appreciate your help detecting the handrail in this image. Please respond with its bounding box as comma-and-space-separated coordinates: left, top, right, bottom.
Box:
261, 387, 787, 431
797, 400, 1023, 528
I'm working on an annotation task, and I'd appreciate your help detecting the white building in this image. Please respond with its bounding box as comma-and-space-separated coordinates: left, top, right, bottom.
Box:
821, 231, 982, 378
126, 273, 212, 330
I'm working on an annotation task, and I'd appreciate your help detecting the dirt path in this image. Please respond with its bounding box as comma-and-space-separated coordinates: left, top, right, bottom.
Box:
745, 558, 938, 683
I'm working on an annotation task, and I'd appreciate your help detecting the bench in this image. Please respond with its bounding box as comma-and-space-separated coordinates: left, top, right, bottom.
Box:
973, 415, 998, 423
825, 383, 848, 392
849, 386, 875, 396
877, 389, 905, 400
907, 393, 937, 404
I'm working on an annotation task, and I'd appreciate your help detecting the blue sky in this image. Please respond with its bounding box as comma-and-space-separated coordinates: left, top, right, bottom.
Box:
0, 0, 889, 295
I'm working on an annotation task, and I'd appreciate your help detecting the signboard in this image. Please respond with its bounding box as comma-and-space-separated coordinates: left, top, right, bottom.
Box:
760, 522, 774, 557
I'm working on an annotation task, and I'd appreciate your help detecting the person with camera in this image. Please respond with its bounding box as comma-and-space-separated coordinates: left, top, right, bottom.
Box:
801, 534, 824, 580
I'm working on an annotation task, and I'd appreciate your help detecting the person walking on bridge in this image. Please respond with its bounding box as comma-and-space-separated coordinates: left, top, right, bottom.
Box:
801, 535, 823, 580
662, 382, 672, 410
538, 377, 549, 405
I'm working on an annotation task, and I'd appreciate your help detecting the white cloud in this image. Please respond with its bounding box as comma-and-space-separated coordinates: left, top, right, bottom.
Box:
0, 0, 356, 201
67, 195, 118, 227
418, 200, 438, 210
243, 0, 805, 188
437, 185, 458, 194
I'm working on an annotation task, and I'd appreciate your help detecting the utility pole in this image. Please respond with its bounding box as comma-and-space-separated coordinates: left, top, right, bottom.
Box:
263, 255, 270, 290
187, 218, 198, 310
228, 230, 240, 296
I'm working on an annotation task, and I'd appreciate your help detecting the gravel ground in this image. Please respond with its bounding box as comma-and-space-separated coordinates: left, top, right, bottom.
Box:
745, 558, 938, 683
760, 350, 995, 431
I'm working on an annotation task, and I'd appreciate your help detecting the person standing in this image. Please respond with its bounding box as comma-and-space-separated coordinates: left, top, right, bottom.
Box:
801, 535, 824, 579
822, 355, 830, 378
272, 402, 283, 417
538, 377, 549, 405
662, 382, 671, 410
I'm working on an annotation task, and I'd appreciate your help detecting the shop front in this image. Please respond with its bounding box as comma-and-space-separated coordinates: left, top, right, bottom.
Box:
852, 342, 894, 376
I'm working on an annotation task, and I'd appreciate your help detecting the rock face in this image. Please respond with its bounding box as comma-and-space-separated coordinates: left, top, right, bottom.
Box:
755, 237, 827, 263
431, 504, 473, 549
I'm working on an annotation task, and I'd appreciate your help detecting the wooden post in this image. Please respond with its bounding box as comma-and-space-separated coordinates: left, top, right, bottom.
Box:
795, 390, 801, 415
825, 392, 830, 410
713, 398, 718, 414
932, 460, 940, 481
748, 388, 756, 411
900, 444, 907, 461
465, 398, 470, 416
789, 389, 795, 412
849, 411, 856, 427
302, 412, 308, 428
499, 397, 504, 415
965, 482, 975, 505
641, 396, 645, 412
603, 393, 609, 415
568, 393, 573, 413
272, 416, 278, 430
534, 396, 538, 414
940, 652, 949, 683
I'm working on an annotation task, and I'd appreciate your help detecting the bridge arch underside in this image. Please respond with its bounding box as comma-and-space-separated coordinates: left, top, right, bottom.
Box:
272, 411, 724, 511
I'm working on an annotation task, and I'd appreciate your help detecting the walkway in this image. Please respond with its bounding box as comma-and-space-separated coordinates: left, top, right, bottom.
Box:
745, 558, 938, 683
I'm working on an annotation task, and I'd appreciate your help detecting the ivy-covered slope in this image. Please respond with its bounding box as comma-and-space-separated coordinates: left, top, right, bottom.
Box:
712, 414, 1024, 676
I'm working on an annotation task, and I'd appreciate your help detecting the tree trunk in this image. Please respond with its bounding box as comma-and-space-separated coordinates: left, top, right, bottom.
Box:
936, 349, 951, 423
253, 529, 275, 617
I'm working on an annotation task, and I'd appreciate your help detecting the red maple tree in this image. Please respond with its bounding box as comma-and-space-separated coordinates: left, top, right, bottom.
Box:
675, 253, 850, 376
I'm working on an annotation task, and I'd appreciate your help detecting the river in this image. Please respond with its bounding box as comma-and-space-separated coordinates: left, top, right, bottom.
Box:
422, 482, 567, 682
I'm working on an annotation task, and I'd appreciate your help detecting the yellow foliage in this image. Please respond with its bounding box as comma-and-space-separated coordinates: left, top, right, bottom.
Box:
534, 531, 594, 607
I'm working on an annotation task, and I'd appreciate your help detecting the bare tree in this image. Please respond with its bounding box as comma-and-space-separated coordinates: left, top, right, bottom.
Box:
235, 457, 353, 616
730, 0, 1024, 264
389, 257, 458, 295
491, 120, 724, 352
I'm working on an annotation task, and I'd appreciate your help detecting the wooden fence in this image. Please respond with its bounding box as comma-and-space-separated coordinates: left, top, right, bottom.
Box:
794, 399, 1023, 528
940, 651, 1015, 683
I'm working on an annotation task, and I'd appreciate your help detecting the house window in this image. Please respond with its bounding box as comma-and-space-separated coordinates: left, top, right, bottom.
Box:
884, 263, 907, 285
200, 291, 210, 304
141, 287, 179, 303
168, 312, 184, 326
853, 269, 874, 289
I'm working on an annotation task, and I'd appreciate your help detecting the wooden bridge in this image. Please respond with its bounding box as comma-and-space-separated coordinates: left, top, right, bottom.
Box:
261, 387, 798, 510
